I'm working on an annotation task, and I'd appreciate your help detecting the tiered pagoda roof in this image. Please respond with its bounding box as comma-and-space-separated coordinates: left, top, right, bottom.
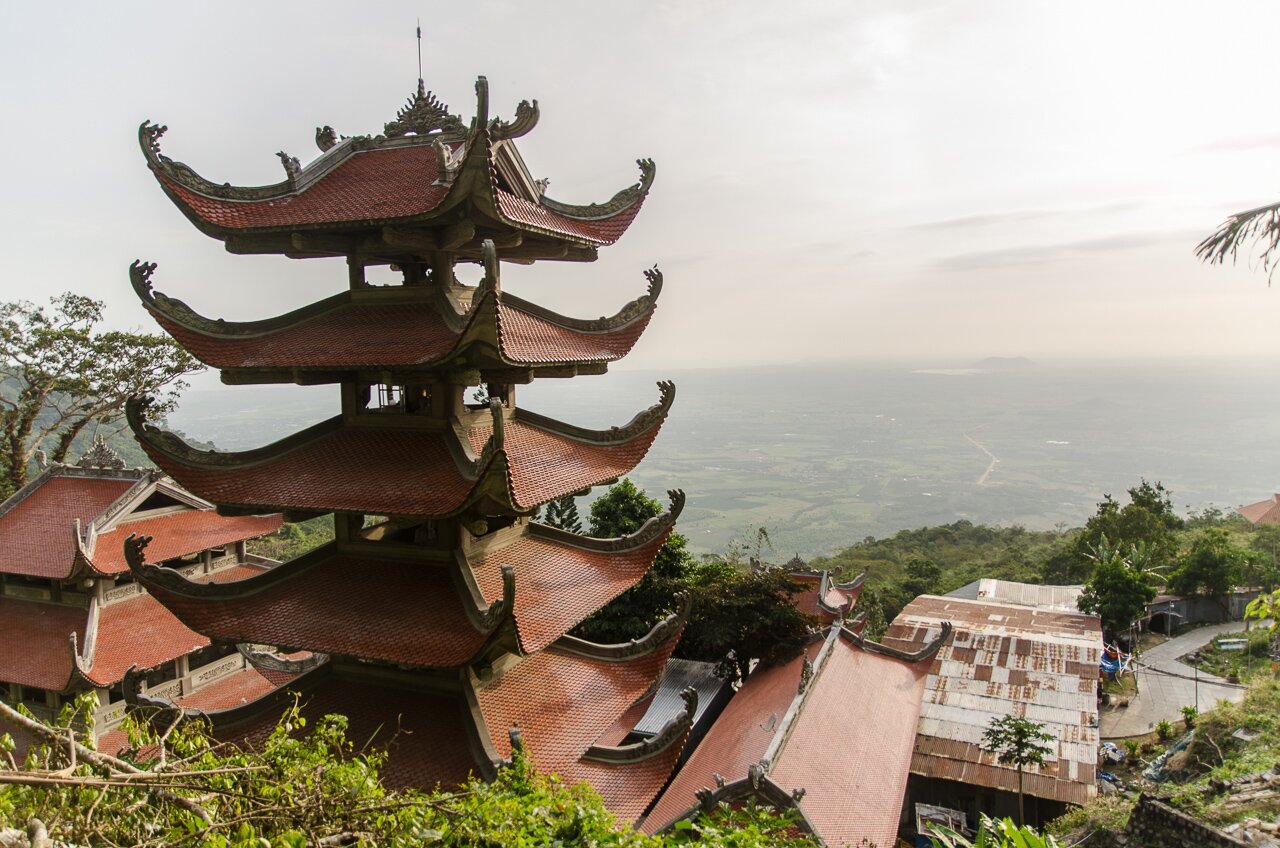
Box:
139, 78, 651, 263
128, 382, 672, 520
125, 492, 682, 669
130, 246, 661, 385
127, 70, 689, 819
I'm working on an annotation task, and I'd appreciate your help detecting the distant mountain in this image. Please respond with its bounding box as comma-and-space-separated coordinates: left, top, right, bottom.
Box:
974, 356, 1035, 371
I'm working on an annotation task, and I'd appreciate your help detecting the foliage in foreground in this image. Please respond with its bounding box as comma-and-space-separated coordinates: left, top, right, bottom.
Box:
0, 694, 818, 847
930, 815, 1059, 848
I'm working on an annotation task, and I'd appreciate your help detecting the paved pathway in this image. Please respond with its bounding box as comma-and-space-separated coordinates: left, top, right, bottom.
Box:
1099, 621, 1251, 739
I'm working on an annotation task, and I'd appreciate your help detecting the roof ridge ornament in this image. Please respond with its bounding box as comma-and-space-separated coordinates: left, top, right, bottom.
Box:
489, 98, 540, 141
540, 159, 656, 221
528, 489, 685, 552
78, 434, 126, 470
384, 81, 467, 139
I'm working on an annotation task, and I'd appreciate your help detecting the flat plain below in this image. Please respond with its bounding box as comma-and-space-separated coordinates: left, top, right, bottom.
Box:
167, 358, 1280, 558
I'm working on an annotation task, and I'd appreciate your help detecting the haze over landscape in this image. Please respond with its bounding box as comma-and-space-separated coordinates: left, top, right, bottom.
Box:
7, 2, 1280, 555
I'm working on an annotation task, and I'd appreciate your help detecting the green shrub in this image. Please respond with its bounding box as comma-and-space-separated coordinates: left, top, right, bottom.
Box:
1156, 720, 1176, 741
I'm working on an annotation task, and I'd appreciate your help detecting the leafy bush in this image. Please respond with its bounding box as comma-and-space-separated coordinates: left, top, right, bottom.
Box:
0, 695, 818, 847
1156, 720, 1176, 741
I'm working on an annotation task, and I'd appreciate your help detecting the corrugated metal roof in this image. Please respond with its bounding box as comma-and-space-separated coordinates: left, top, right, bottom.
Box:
888, 594, 1102, 805
947, 579, 1085, 613
633, 658, 729, 736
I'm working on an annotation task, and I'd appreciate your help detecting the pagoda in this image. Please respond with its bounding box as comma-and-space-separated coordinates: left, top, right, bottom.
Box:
123, 75, 690, 818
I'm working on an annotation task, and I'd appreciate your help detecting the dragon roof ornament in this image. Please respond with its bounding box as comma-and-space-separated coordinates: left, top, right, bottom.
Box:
139, 121, 296, 202
515, 380, 674, 445
553, 592, 692, 660
584, 687, 697, 763
540, 159, 656, 221
528, 489, 685, 553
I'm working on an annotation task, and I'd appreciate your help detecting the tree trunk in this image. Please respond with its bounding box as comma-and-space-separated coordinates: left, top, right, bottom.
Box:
1017, 765, 1025, 827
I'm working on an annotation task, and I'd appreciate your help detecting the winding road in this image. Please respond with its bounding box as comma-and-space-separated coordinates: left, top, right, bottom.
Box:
965, 434, 1000, 485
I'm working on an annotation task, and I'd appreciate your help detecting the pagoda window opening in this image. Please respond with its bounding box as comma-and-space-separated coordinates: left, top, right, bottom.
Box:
363, 264, 402, 287
371, 383, 405, 413
105, 684, 123, 705
18, 686, 45, 707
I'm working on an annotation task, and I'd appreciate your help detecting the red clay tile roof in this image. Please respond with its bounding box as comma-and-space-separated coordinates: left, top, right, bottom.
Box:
155, 146, 451, 231
80, 594, 209, 686
89, 511, 281, 575
0, 596, 85, 689
644, 643, 814, 832
154, 144, 643, 247
213, 670, 482, 791
1240, 494, 1280, 526
137, 409, 665, 517
177, 665, 294, 713
466, 417, 664, 511
497, 301, 654, 366
647, 632, 927, 848
0, 476, 136, 579
495, 189, 644, 246
142, 293, 651, 373
769, 638, 928, 848
476, 639, 682, 821
470, 527, 670, 653
140, 548, 490, 668
137, 421, 474, 517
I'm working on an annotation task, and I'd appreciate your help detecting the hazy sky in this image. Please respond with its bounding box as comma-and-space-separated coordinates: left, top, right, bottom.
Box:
4, 1, 1280, 374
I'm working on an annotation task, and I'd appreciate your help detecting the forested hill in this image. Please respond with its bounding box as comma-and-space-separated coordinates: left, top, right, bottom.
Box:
809, 520, 1067, 613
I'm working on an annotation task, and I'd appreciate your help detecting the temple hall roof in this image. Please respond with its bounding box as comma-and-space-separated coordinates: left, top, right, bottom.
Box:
1240, 493, 1280, 526
130, 252, 660, 382
87, 510, 281, 576
0, 473, 139, 579
128, 385, 673, 518
885, 594, 1102, 806
73, 593, 209, 687
0, 596, 86, 690
645, 625, 939, 848
139, 77, 651, 256
0, 461, 281, 581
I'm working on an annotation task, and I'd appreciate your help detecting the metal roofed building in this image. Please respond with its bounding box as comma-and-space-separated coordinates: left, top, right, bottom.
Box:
886, 594, 1102, 827
947, 578, 1084, 613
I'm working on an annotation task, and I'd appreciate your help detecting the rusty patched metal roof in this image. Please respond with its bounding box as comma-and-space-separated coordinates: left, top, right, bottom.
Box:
886, 594, 1102, 806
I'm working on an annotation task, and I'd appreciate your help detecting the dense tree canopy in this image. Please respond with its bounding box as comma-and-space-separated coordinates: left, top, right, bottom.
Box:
0, 293, 200, 497
1168, 528, 1250, 600
574, 479, 815, 680
1076, 535, 1157, 638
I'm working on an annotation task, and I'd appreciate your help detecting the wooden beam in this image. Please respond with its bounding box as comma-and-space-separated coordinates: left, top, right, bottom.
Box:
441, 219, 476, 251
382, 226, 440, 252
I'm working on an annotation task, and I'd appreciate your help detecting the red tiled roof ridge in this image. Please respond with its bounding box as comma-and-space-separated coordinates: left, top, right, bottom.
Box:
507, 381, 674, 446
550, 594, 691, 663
523, 489, 685, 553
142, 92, 651, 247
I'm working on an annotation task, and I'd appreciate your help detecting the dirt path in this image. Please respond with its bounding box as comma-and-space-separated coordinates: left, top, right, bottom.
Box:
965, 434, 999, 485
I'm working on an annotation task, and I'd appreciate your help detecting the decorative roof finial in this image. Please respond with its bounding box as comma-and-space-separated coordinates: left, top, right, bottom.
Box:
78, 433, 125, 470
416, 20, 424, 95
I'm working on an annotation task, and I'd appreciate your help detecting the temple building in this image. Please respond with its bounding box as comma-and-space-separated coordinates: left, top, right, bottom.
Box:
641, 585, 950, 847
0, 439, 285, 757
123, 74, 693, 818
